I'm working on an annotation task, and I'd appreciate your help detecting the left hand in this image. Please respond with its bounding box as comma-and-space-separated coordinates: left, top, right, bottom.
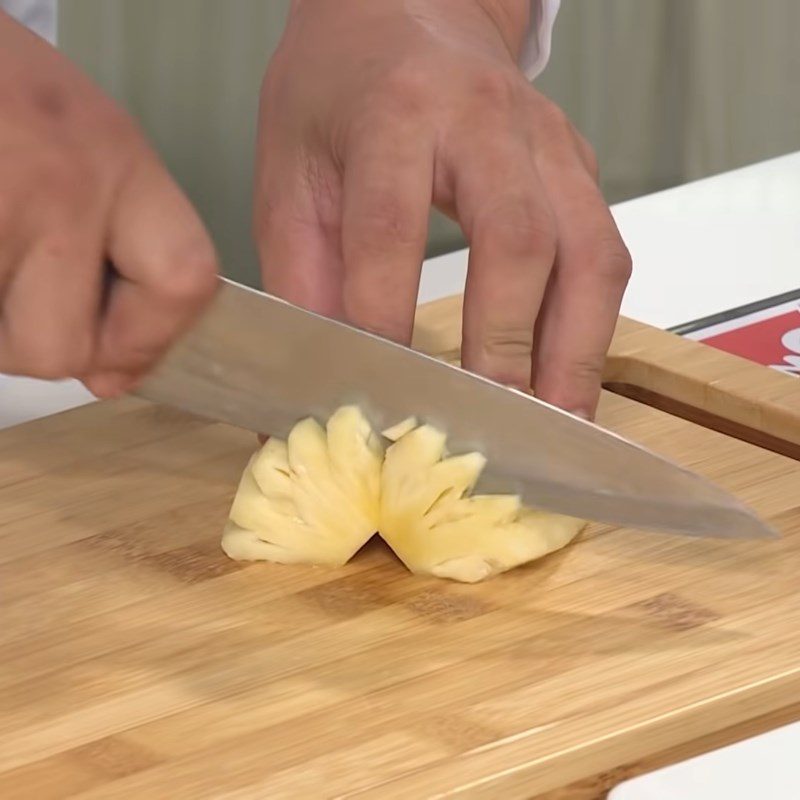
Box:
254, 0, 631, 419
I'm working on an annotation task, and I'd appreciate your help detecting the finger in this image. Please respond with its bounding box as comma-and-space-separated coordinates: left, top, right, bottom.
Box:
0, 224, 101, 380
340, 119, 434, 345
0, 201, 30, 290
533, 164, 631, 419
455, 141, 556, 390
84, 152, 218, 397
254, 156, 345, 320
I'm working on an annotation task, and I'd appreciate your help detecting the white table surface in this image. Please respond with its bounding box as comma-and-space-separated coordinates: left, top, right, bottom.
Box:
419, 150, 800, 329
609, 721, 800, 800
2, 151, 799, 798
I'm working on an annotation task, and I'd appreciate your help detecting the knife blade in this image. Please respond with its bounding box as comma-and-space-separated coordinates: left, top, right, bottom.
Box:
135, 277, 775, 539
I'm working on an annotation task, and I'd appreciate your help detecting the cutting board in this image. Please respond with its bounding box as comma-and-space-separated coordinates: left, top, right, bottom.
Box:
1, 296, 799, 800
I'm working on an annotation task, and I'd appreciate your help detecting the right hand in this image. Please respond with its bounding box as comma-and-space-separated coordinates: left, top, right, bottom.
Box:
0, 13, 218, 397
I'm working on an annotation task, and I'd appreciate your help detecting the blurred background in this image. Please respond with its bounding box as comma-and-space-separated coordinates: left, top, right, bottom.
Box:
58, 0, 800, 286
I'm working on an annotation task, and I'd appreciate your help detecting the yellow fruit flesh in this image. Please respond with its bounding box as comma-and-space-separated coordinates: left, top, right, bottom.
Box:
224, 407, 585, 581
381, 417, 418, 442
379, 423, 585, 582
222, 406, 382, 566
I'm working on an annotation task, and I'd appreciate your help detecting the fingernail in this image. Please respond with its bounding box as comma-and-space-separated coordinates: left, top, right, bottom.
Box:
84, 372, 137, 399
572, 409, 593, 422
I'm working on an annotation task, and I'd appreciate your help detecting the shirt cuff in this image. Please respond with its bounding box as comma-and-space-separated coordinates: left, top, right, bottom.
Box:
519, 0, 560, 79
1, 0, 57, 44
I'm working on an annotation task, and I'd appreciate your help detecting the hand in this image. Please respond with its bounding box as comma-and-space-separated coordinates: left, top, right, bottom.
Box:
0, 12, 218, 397
255, 0, 631, 419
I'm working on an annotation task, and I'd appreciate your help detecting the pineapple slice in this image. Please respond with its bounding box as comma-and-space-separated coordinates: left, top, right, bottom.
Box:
379, 422, 586, 583
223, 407, 585, 582
381, 417, 418, 442
222, 405, 382, 565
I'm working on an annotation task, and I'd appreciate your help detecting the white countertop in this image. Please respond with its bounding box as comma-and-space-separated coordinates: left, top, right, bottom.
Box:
419, 150, 800, 329
2, 151, 799, 798
0, 374, 94, 430
609, 721, 800, 800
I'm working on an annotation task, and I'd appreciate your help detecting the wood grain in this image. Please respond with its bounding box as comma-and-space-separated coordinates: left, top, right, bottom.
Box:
532, 702, 800, 800
1, 296, 799, 799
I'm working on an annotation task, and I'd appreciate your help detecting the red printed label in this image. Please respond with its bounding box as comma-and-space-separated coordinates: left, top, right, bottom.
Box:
685, 301, 800, 377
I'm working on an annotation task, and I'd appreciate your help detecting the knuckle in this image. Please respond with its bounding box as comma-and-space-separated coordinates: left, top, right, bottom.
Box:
252, 193, 324, 250
352, 190, 419, 250
380, 62, 432, 115
538, 100, 573, 136
156, 240, 219, 307
594, 236, 633, 285
467, 325, 534, 389
537, 352, 605, 410
470, 69, 519, 111
565, 221, 632, 288
570, 351, 607, 379
481, 327, 534, 359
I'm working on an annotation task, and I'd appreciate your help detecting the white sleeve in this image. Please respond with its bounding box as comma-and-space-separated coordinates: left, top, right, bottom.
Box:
1, 0, 57, 43
519, 0, 560, 79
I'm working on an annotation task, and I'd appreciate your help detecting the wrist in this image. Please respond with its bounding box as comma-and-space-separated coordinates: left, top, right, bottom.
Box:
474, 0, 531, 60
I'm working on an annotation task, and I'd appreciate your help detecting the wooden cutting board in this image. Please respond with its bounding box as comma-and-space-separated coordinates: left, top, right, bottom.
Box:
1, 296, 799, 800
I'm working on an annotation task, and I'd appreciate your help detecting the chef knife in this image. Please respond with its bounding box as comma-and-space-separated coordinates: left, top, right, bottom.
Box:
135, 277, 775, 539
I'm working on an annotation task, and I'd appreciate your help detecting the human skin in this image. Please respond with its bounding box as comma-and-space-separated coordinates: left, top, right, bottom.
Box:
0, 11, 218, 397
255, 0, 631, 419
0, 2, 629, 419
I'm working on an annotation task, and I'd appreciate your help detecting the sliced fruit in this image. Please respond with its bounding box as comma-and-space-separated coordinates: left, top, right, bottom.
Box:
381, 417, 418, 442
223, 407, 585, 582
379, 421, 586, 583
222, 405, 382, 565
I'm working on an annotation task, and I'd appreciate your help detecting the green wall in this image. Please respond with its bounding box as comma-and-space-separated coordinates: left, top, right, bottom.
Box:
59, 0, 463, 288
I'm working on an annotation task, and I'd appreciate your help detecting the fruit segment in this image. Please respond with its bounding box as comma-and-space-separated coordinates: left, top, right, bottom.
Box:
223, 407, 585, 582
379, 421, 585, 583
222, 406, 382, 565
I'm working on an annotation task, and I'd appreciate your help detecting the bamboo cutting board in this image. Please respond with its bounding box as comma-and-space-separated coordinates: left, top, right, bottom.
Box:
1, 295, 799, 800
